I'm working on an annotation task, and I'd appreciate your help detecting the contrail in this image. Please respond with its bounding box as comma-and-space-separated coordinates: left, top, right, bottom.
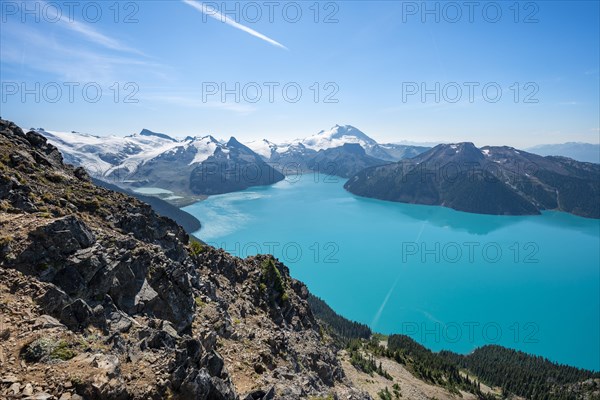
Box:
370, 221, 427, 329
183, 0, 289, 50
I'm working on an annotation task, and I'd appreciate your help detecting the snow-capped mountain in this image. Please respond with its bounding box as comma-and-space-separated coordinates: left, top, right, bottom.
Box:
36, 128, 284, 196
36, 124, 429, 196
37, 128, 180, 178
244, 125, 430, 177
244, 138, 279, 159
300, 125, 378, 151
246, 124, 429, 164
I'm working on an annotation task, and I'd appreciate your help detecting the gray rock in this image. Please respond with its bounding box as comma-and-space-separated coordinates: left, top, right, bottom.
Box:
107, 311, 132, 334
60, 299, 93, 331
204, 350, 225, 378
32, 315, 65, 330
146, 329, 176, 350
179, 369, 211, 400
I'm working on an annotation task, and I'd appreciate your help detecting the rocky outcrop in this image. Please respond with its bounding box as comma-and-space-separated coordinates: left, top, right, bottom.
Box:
0, 119, 370, 399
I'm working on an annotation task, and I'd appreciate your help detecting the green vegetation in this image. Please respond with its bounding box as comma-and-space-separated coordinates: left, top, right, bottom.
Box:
440, 345, 600, 400
344, 145, 600, 218
392, 383, 401, 398
189, 240, 204, 256
384, 335, 483, 395
50, 340, 76, 361
21, 338, 77, 362
194, 296, 206, 308
347, 339, 392, 380
348, 335, 492, 398
307, 294, 371, 343
260, 258, 287, 303
377, 386, 400, 400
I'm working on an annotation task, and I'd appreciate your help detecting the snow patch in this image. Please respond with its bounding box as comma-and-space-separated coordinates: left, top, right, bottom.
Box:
189, 137, 218, 165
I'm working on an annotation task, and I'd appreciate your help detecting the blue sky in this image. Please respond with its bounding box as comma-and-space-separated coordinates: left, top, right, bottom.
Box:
1, 0, 599, 147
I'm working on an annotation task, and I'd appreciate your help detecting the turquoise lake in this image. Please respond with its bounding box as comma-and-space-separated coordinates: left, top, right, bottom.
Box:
184, 173, 600, 371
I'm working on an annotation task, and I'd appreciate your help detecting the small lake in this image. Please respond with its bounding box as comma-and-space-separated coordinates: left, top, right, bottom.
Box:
184, 173, 600, 371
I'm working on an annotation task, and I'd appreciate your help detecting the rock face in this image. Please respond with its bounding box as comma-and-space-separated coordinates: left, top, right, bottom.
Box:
189, 138, 285, 195
0, 119, 371, 400
344, 142, 600, 218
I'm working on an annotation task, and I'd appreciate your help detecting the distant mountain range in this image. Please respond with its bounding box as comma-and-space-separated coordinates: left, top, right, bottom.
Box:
526, 142, 600, 164
36, 128, 284, 196
37, 125, 429, 193
345, 142, 600, 218
37, 126, 599, 218
246, 125, 429, 177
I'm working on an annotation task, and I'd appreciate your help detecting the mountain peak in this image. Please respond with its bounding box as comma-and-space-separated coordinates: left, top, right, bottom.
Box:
139, 129, 177, 142
226, 136, 255, 154
227, 136, 242, 147
302, 125, 378, 151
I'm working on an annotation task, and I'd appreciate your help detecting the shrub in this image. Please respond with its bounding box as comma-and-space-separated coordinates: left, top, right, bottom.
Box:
50, 340, 76, 361
21, 338, 76, 362
260, 258, 287, 302
190, 241, 204, 256
194, 296, 206, 308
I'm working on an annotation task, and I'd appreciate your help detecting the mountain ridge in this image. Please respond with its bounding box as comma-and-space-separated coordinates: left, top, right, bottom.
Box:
344, 142, 600, 218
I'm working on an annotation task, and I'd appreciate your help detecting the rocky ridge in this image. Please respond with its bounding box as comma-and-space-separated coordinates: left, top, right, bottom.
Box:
0, 119, 369, 400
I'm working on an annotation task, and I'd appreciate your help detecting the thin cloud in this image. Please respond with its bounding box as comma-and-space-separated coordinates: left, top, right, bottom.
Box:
182, 0, 288, 50
1, 22, 165, 83
39, 1, 144, 56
